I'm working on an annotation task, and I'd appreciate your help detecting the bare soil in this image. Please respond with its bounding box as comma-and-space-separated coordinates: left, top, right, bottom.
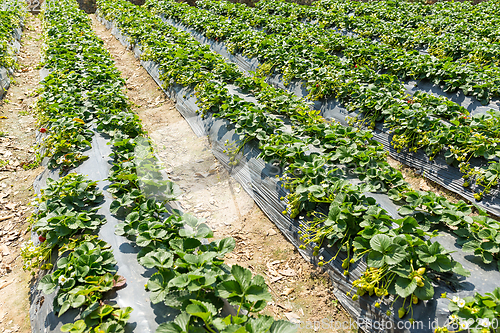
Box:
0, 14, 43, 333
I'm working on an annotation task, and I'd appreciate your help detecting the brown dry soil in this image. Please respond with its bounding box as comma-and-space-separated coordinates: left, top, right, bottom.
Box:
0, 14, 43, 333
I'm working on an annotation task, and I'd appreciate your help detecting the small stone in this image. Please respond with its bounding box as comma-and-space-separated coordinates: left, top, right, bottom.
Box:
267, 229, 277, 236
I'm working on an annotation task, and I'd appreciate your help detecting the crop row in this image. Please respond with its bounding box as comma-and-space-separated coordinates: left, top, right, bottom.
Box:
0, 0, 24, 70
257, 0, 500, 68
98, 0, 499, 326
148, 0, 500, 205
196, 0, 500, 105
23, 0, 134, 331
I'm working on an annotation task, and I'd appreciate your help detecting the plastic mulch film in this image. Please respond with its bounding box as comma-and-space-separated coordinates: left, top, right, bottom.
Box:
0, 26, 22, 100
95, 13, 500, 333
29, 70, 178, 333
158, 16, 500, 219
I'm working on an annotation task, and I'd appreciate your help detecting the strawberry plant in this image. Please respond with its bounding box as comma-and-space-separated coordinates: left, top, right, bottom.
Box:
22, 174, 105, 271
435, 289, 500, 332
38, 237, 131, 333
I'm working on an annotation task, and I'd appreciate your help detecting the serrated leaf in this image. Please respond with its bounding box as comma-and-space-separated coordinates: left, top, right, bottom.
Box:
370, 234, 391, 252
38, 275, 57, 294
385, 244, 406, 265
169, 275, 190, 289
246, 284, 272, 303
246, 316, 274, 333
367, 251, 385, 268
231, 265, 252, 291
429, 256, 454, 272
452, 262, 470, 277
139, 249, 173, 269
216, 280, 243, 298
398, 206, 414, 216
174, 312, 191, 331
395, 277, 418, 298
414, 278, 434, 300
156, 322, 184, 333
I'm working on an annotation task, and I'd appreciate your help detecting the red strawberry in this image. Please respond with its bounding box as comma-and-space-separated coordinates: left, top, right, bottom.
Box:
40, 128, 47, 133
354, 65, 357, 68
316, 84, 319, 87
39, 235, 46, 242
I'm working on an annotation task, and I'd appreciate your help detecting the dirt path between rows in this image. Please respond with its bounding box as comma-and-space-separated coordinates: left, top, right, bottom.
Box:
90, 14, 355, 333
0, 14, 43, 333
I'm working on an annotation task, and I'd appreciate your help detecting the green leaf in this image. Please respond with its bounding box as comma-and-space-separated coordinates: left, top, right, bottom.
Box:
173, 312, 191, 331
186, 300, 217, 323
156, 322, 184, 333
97, 304, 114, 318
452, 262, 470, 277
384, 244, 406, 265
59, 300, 71, 316
483, 300, 497, 308
139, 249, 173, 269
216, 280, 243, 298
398, 206, 414, 216
395, 277, 418, 298
246, 285, 272, 303
246, 316, 274, 333
366, 251, 385, 268
70, 295, 86, 308
416, 246, 437, 263
214, 237, 236, 255
269, 320, 298, 333
231, 265, 252, 291
190, 299, 218, 316
169, 275, 190, 289
429, 256, 454, 272
370, 234, 391, 252
462, 240, 480, 253
38, 275, 57, 294
414, 278, 434, 300
223, 325, 247, 333
170, 238, 201, 252
163, 290, 197, 310
61, 320, 86, 333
